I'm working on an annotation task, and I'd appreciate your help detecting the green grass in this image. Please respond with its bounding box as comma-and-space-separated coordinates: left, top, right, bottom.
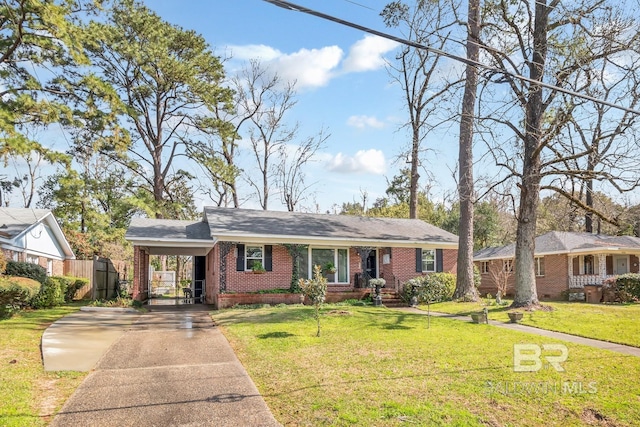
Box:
428, 300, 640, 347
213, 305, 640, 426
0, 304, 87, 426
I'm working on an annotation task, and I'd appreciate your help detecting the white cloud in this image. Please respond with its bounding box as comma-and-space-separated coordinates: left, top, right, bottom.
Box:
346, 115, 385, 129
327, 149, 386, 175
341, 35, 399, 73
271, 46, 343, 89
227, 44, 282, 61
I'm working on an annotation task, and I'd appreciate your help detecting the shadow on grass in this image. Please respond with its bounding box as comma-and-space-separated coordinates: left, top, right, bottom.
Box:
257, 331, 296, 339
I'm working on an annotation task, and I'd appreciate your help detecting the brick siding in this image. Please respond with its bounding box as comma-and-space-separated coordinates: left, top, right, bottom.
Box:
476, 254, 569, 299
210, 244, 456, 294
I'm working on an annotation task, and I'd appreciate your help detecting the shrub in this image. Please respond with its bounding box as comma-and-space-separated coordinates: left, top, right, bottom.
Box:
5, 261, 47, 284
63, 276, 89, 302
31, 277, 65, 308
401, 273, 456, 304
0, 251, 7, 274
0, 277, 40, 317
603, 274, 640, 303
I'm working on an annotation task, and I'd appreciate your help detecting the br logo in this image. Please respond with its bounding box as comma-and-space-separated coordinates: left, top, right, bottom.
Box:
513, 344, 568, 372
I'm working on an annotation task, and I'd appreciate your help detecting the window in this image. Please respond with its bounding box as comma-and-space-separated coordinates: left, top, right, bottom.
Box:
26, 254, 39, 265
535, 257, 545, 276
480, 261, 489, 274
503, 259, 514, 272
245, 246, 263, 270
583, 255, 594, 275
421, 249, 436, 272
47, 259, 53, 276
309, 248, 349, 283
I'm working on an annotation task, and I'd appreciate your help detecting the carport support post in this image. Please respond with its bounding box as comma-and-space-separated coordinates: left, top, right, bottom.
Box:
133, 246, 149, 301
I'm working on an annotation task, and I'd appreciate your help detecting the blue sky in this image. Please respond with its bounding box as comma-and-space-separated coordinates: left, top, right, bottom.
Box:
144, 0, 463, 212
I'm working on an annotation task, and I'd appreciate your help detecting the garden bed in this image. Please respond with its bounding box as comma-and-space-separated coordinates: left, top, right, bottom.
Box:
217, 290, 369, 309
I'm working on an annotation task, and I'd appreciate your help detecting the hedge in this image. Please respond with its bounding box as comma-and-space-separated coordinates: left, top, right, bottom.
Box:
31, 275, 89, 308
401, 272, 456, 304
5, 261, 47, 284
0, 277, 41, 317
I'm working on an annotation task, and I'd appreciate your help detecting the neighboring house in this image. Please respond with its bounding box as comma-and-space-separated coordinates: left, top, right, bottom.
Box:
0, 208, 76, 275
474, 231, 640, 299
126, 207, 459, 307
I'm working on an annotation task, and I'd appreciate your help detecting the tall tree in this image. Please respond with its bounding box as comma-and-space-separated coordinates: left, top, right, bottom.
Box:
480, 0, 640, 307
381, 0, 460, 219
453, 0, 481, 301
0, 0, 92, 155
67, 0, 233, 219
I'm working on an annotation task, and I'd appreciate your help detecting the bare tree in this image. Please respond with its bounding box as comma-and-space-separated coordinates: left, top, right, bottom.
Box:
381, 0, 461, 219
479, 0, 640, 307
278, 128, 329, 211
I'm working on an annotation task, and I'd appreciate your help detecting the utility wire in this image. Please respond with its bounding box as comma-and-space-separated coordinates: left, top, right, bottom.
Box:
263, 0, 640, 116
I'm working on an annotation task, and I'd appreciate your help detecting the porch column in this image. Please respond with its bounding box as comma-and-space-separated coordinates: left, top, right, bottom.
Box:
568, 255, 575, 288
597, 253, 607, 279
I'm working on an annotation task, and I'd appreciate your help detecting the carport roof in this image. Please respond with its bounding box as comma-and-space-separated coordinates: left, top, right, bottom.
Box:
127, 218, 212, 241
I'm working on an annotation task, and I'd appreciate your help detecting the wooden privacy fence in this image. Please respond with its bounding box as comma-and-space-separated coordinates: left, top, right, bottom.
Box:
64, 257, 129, 300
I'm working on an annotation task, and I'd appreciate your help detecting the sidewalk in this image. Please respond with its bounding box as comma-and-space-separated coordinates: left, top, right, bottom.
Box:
393, 306, 640, 357
47, 308, 280, 427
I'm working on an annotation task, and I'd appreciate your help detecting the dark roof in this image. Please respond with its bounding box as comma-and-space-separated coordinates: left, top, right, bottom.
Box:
0, 208, 51, 239
126, 218, 213, 241
126, 207, 458, 246
474, 231, 640, 260
203, 207, 458, 244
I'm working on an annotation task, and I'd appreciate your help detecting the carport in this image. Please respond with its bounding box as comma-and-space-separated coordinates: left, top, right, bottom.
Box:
126, 219, 216, 305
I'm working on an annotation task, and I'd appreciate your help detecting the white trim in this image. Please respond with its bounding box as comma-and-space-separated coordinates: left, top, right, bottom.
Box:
308, 246, 351, 285
420, 248, 436, 273
244, 244, 264, 272
211, 233, 457, 249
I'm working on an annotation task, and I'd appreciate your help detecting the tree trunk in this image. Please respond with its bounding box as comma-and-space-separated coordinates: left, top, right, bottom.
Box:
585, 153, 596, 233
454, 0, 480, 301
512, 0, 547, 308
409, 128, 420, 219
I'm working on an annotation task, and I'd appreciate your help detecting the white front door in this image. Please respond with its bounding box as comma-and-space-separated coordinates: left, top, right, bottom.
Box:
615, 257, 628, 275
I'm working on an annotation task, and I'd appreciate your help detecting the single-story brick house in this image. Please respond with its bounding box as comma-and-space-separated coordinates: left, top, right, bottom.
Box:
474, 231, 640, 299
0, 208, 76, 275
126, 207, 459, 307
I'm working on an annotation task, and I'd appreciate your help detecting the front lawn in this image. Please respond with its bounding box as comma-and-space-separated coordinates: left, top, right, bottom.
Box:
213, 305, 640, 426
0, 305, 87, 426
429, 300, 640, 347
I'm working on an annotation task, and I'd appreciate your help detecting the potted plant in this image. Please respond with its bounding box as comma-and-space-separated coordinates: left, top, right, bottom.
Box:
508, 311, 523, 323
324, 262, 337, 274
369, 278, 386, 306
251, 262, 266, 274
471, 307, 489, 324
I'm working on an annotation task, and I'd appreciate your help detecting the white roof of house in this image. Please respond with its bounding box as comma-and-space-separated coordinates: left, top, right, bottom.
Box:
474, 231, 640, 260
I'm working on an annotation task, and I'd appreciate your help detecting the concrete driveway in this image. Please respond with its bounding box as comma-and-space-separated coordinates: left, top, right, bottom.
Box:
48, 307, 280, 427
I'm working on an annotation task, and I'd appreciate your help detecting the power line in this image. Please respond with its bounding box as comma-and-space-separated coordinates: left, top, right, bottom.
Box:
262, 0, 640, 116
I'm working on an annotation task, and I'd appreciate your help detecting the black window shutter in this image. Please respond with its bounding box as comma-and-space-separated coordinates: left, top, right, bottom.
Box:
236, 244, 245, 271
436, 249, 444, 272
415, 248, 423, 272
264, 245, 273, 271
